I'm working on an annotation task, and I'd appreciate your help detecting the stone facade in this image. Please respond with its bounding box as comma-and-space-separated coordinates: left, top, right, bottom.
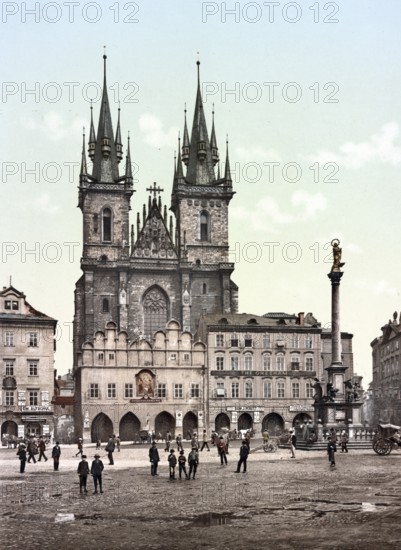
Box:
0, 285, 57, 439
75, 320, 206, 441
197, 312, 354, 435
370, 312, 401, 425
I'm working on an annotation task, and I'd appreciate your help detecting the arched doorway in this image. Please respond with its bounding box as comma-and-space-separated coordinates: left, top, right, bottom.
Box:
91, 413, 113, 443
262, 413, 285, 436
1, 420, 18, 437
292, 413, 312, 427
215, 412, 230, 432
238, 412, 253, 431
183, 411, 198, 438
155, 411, 175, 438
119, 412, 141, 442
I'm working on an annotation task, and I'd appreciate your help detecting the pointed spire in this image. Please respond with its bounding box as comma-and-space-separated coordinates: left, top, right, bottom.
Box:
185, 59, 216, 185
148, 195, 152, 212
130, 224, 134, 254
115, 103, 123, 163
224, 136, 232, 183
88, 101, 96, 161
136, 212, 140, 237
169, 215, 173, 237
182, 105, 190, 166
125, 132, 133, 185
91, 51, 119, 183
217, 160, 221, 180
163, 205, 167, 224
142, 204, 146, 226
158, 195, 162, 210
210, 104, 219, 166
176, 136, 184, 181
80, 128, 88, 182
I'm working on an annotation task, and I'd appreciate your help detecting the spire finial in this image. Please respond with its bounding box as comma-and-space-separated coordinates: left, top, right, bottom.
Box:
9, 275, 12, 287
196, 53, 200, 87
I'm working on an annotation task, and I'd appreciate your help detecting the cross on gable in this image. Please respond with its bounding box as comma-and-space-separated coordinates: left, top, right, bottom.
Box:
146, 182, 164, 198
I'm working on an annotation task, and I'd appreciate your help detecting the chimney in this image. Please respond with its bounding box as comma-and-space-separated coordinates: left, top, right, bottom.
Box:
298, 312, 305, 325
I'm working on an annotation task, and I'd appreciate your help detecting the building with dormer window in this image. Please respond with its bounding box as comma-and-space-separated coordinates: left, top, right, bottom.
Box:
0, 285, 57, 439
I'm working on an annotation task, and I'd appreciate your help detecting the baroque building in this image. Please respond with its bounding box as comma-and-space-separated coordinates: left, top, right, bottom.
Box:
370, 312, 401, 425
0, 285, 57, 439
73, 56, 236, 439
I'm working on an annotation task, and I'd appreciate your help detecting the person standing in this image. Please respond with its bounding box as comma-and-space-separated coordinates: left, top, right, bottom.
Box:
178, 450, 188, 480
149, 442, 160, 476
168, 449, 177, 480
164, 431, 171, 452
262, 430, 269, 444
96, 438, 101, 450
191, 433, 198, 451
290, 430, 296, 458
235, 440, 250, 473
188, 447, 199, 480
52, 441, 61, 471
75, 438, 83, 458
327, 437, 337, 467
38, 436, 48, 462
91, 453, 104, 493
341, 431, 349, 453
17, 443, 27, 474
116, 435, 121, 452
176, 434, 183, 452
217, 436, 227, 466
200, 430, 210, 452
105, 435, 115, 465
77, 454, 90, 494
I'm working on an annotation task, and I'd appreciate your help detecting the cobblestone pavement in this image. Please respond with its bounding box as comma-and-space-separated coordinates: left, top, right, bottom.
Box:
1, 441, 401, 549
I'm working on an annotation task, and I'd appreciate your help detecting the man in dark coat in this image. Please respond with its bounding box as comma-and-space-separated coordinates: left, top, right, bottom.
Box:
52, 441, 61, 471
149, 442, 160, 476
27, 437, 37, 464
235, 440, 250, 473
38, 437, 48, 462
217, 436, 228, 465
17, 443, 27, 473
105, 435, 115, 465
77, 454, 90, 493
91, 454, 104, 493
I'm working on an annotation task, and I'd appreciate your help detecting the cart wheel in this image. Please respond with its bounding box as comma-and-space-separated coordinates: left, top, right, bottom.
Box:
373, 439, 391, 455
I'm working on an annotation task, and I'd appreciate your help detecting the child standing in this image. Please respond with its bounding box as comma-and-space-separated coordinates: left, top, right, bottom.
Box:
327, 437, 337, 467
168, 449, 177, 480
178, 450, 188, 480
77, 454, 90, 493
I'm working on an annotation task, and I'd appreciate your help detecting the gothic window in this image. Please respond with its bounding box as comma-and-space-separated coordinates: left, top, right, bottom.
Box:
143, 286, 168, 339
202, 283, 207, 295
102, 208, 112, 242
102, 298, 109, 313
200, 211, 209, 241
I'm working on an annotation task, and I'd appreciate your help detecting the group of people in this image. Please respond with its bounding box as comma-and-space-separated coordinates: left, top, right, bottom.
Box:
16, 438, 61, 473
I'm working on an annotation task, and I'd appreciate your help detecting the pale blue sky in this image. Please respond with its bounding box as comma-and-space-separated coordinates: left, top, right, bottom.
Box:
1, 0, 401, 383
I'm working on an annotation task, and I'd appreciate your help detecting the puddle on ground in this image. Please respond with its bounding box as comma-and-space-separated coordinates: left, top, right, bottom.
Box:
190, 512, 233, 526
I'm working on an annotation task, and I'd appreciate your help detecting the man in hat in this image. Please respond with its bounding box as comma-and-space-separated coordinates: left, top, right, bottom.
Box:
290, 429, 296, 458
77, 454, 90, 493
235, 440, 250, 473
91, 453, 104, 493
17, 443, 27, 473
217, 436, 227, 466
38, 436, 48, 462
149, 441, 160, 476
105, 435, 115, 465
168, 448, 177, 480
75, 437, 83, 458
188, 446, 199, 480
52, 441, 61, 471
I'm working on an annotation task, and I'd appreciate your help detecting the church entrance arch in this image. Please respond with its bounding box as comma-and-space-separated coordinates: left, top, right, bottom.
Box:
262, 413, 284, 436
155, 411, 175, 439
183, 411, 198, 438
215, 412, 230, 433
142, 286, 169, 340
1, 420, 18, 437
238, 412, 253, 431
91, 413, 113, 443
119, 412, 141, 442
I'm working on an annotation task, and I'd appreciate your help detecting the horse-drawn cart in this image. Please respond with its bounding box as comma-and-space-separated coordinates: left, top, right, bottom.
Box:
372, 423, 401, 455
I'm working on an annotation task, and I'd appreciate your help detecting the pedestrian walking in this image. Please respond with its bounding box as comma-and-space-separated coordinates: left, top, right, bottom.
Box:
217, 436, 227, 466
38, 436, 48, 462
77, 454, 90, 494
17, 443, 27, 474
191, 433, 198, 450
105, 435, 115, 465
178, 450, 188, 480
52, 441, 61, 471
164, 431, 171, 452
75, 438, 83, 457
200, 430, 210, 452
116, 435, 121, 452
176, 434, 183, 452
27, 437, 37, 464
235, 440, 249, 473
188, 447, 199, 479
149, 442, 160, 476
91, 453, 104, 493
168, 449, 177, 480
327, 437, 337, 467
290, 430, 296, 458
96, 438, 101, 450
262, 429, 269, 444
341, 431, 349, 453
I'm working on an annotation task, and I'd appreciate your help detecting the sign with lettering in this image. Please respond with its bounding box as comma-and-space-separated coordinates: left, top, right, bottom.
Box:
289, 405, 314, 412
21, 406, 50, 412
